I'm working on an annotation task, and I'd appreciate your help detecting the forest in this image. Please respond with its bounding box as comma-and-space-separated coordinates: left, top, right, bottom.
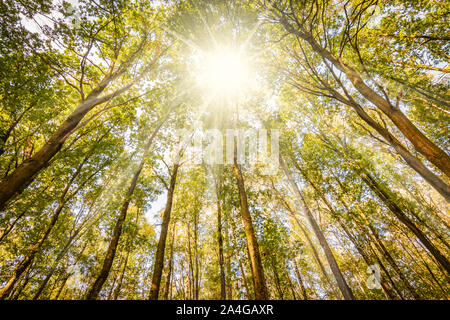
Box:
0, 0, 448, 301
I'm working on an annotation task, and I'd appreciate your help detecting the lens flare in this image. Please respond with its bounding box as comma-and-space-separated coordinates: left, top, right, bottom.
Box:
196, 47, 251, 96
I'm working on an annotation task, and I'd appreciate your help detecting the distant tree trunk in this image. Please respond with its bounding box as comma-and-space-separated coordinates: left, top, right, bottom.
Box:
359, 170, 450, 275
106, 259, 121, 300
217, 199, 227, 299
213, 169, 227, 299
339, 185, 421, 299
341, 145, 450, 275
348, 212, 406, 300
34, 193, 101, 300
293, 261, 308, 300
11, 267, 33, 300
186, 221, 194, 299
193, 210, 200, 300
113, 210, 141, 300
224, 218, 233, 299
230, 223, 251, 299
280, 155, 355, 300
232, 139, 268, 300
53, 274, 70, 300
149, 163, 180, 300
238, 254, 251, 299
52, 241, 88, 300
270, 258, 284, 299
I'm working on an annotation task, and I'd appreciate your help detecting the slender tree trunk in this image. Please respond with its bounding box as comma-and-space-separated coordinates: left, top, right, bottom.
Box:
186, 221, 194, 299
217, 198, 227, 299
193, 210, 200, 299
163, 225, 176, 300
224, 218, 233, 299
11, 268, 33, 300
273, 177, 339, 297
361, 171, 450, 275
280, 155, 355, 300
328, 170, 421, 299
113, 210, 141, 300
270, 258, 284, 299
213, 170, 227, 299
85, 163, 143, 299
341, 154, 450, 275
294, 261, 308, 300
230, 222, 251, 299
149, 163, 180, 300
291, 209, 341, 299
53, 274, 70, 300
232, 139, 268, 300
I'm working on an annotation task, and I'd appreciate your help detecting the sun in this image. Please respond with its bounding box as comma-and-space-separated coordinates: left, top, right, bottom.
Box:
195, 47, 252, 97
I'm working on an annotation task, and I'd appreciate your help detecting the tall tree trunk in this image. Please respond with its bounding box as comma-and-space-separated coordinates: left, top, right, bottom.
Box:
217, 198, 227, 299
193, 210, 200, 299
113, 209, 141, 300
294, 261, 308, 300
285, 264, 298, 300
270, 258, 284, 300
32, 232, 79, 300
272, 178, 339, 297
85, 162, 143, 299
163, 225, 176, 300
232, 139, 268, 300
149, 163, 180, 300
213, 168, 227, 299
280, 154, 355, 300
186, 221, 194, 299
224, 218, 233, 299
359, 170, 450, 275
230, 222, 252, 299
53, 274, 70, 300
